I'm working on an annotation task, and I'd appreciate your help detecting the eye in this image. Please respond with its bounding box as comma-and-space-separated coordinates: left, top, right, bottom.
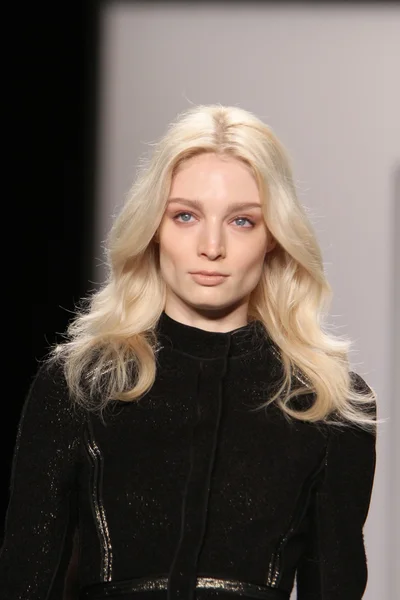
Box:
172, 212, 255, 228
233, 217, 255, 228
173, 212, 195, 223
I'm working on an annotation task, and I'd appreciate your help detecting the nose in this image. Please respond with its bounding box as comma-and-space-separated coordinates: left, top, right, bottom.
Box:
197, 224, 226, 260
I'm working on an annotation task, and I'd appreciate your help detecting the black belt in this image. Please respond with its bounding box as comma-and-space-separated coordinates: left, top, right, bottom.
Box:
80, 575, 290, 600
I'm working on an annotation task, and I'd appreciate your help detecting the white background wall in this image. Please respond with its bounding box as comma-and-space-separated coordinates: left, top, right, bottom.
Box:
93, 2, 400, 598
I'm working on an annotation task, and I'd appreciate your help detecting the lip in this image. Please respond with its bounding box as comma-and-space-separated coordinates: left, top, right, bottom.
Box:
190, 272, 228, 286
190, 271, 228, 276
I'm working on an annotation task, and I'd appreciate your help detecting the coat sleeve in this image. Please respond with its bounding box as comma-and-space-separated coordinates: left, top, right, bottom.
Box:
0, 361, 83, 599
295, 373, 377, 600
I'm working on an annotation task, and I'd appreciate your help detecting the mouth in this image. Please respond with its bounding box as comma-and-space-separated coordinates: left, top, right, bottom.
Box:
190, 272, 228, 277
190, 272, 229, 286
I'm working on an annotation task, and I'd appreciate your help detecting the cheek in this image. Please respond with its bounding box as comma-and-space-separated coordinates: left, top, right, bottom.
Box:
235, 244, 267, 271
159, 234, 192, 266
159, 241, 185, 272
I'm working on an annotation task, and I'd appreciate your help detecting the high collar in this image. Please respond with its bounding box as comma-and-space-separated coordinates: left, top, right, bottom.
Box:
155, 310, 271, 360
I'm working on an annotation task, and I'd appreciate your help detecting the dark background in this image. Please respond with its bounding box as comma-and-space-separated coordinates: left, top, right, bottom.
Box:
2, 2, 99, 536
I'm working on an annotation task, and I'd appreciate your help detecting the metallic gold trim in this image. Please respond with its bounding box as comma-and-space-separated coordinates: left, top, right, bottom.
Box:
266, 546, 284, 587
85, 430, 113, 582
80, 575, 289, 599
198, 576, 283, 594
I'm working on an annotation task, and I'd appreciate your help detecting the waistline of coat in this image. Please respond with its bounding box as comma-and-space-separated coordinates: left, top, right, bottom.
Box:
79, 575, 290, 600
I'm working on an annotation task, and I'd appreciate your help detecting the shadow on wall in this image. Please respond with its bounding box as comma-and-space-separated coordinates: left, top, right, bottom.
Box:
390, 160, 400, 600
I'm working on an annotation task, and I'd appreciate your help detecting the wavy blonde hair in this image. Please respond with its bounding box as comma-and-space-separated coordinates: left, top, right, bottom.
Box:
51, 104, 377, 431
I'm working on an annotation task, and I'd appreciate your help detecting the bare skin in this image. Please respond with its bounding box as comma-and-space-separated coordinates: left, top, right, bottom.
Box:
157, 153, 276, 332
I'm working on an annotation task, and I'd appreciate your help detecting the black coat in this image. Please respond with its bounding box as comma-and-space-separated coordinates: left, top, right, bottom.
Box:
0, 311, 376, 600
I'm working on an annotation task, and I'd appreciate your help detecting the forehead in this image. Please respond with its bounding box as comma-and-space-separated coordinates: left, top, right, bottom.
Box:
174, 152, 251, 175
170, 153, 259, 199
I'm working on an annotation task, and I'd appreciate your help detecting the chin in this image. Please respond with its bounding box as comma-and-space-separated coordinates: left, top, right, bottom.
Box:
186, 295, 238, 312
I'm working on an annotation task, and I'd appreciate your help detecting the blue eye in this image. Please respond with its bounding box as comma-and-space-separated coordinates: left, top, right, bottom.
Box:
234, 217, 254, 227
173, 212, 255, 228
174, 212, 194, 223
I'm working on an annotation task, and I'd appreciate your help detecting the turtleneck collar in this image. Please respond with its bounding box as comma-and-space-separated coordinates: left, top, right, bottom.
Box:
155, 310, 271, 360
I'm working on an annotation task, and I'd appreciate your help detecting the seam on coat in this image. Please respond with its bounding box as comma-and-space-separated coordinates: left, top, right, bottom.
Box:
266, 447, 327, 587
83, 419, 113, 582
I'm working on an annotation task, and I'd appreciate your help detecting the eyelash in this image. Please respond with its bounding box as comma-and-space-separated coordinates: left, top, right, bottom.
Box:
172, 212, 255, 228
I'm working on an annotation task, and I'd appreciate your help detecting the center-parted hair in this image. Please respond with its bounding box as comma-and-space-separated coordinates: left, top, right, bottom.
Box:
50, 104, 377, 430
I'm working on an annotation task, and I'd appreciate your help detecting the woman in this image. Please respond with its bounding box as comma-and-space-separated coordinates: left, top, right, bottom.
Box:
0, 104, 377, 599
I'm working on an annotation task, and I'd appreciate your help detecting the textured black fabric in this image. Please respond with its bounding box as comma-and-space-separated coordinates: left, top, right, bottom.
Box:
0, 311, 376, 599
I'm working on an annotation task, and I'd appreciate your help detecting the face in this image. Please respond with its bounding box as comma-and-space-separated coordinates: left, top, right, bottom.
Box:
157, 153, 276, 330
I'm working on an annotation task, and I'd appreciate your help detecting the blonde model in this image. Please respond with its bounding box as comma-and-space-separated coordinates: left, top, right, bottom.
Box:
0, 105, 377, 600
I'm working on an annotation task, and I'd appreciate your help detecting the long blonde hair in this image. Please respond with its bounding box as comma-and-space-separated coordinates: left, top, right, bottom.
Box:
50, 104, 377, 430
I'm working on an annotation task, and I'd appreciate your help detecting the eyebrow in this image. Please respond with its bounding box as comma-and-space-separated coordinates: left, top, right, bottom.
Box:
167, 198, 262, 211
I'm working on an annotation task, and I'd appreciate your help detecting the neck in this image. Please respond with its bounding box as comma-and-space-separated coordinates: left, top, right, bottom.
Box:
162, 303, 249, 333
